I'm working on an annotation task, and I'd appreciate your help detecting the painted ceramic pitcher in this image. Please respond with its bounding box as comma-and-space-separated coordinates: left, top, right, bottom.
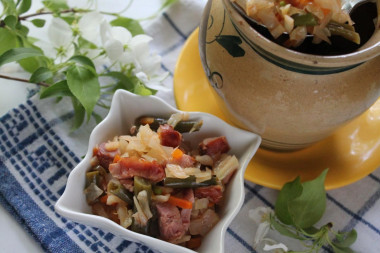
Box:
199, 0, 380, 150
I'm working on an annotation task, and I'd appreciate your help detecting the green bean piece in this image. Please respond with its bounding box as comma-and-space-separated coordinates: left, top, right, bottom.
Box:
131, 177, 156, 235
148, 208, 160, 238
327, 23, 361, 45
135, 115, 202, 133
107, 180, 134, 206
85, 171, 100, 188
134, 176, 153, 200
152, 185, 163, 195
164, 175, 218, 188
135, 116, 166, 131
292, 13, 318, 27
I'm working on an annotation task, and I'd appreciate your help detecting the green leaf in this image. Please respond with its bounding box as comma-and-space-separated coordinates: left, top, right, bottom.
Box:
30, 67, 53, 83
102, 71, 137, 91
68, 55, 95, 69
1, 0, 17, 15
17, 0, 31, 14
0, 29, 19, 55
275, 176, 303, 225
289, 169, 328, 229
332, 245, 355, 253
334, 229, 357, 248
16, 39, 49, 73
77, 36, 97, 49
42, 0, 69, 12
71, 97, 86, 131
110, 17, 144, 36
31, 19, 46, 28
4, 15, 17, 29
66, 64, 100, 121
0, 47, 44, 67
270, 215, 305, 240
40, 80, 72, 99
134, 84, 152, 96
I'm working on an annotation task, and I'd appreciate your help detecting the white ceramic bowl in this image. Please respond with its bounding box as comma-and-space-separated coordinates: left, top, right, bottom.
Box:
55, 90, 261, 253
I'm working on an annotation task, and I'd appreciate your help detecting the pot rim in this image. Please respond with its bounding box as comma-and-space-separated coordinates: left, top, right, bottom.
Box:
222, 0, 380, 68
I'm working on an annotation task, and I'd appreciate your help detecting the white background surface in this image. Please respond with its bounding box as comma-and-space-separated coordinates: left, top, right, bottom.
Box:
0, 0, 162, 252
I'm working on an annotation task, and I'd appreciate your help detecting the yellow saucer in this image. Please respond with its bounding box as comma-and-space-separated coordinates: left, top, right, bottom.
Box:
174, 29, 380, 190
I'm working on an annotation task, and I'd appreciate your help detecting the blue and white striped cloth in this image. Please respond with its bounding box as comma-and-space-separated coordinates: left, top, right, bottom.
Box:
1, 1, 380, 252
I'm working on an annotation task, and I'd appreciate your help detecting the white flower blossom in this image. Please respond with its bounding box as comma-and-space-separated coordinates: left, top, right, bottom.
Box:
249, 207, 288, 252
78, 11, 105, 44
38, 17, 75, 62
100, 21, 168, 91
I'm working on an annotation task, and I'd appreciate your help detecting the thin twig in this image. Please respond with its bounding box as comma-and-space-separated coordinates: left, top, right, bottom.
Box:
0, 74, 50, 87
18, 8, 81, 20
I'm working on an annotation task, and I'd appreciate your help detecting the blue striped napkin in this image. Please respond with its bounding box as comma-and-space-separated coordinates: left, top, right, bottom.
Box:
1, 0, 379, 252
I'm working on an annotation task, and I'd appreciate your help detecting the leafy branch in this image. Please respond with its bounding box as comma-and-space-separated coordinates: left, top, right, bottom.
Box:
250, 170, 357, 253
0, 0, 178, 130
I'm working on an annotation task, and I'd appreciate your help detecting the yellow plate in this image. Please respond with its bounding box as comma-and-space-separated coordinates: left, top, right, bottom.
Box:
174, 28, 380, 190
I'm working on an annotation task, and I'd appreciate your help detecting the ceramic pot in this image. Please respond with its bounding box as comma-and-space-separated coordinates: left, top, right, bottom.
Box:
199, 0, 380, 151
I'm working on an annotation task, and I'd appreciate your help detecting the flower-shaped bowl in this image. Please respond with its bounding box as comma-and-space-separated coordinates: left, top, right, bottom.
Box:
55, 89, 261, 253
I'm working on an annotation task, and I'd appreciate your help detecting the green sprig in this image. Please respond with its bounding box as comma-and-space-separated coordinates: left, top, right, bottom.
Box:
269, 169, 357, 253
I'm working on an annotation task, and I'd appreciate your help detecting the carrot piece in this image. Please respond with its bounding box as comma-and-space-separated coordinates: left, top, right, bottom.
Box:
92, 146, 99, 156
113, 154, 121, 163
208, 202, 215, 208
321, 7, 331, 16
172, 148, 184, 159
186, 236, 202, 249
100, 195, 108, 204
167, 195, 193, 209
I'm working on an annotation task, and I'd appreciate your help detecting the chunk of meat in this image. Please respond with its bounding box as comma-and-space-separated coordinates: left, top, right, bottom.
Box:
119, 178, 134, 192
169, 153, 196, 168
158, 124, 182, 148
109, 157, 165, 182
199, 136, 230, 159
156, 202, 186, 241
93, 142, 119, 169
180, 189, 194, 231
189, 209, 219, 236
194, 185, 223, 204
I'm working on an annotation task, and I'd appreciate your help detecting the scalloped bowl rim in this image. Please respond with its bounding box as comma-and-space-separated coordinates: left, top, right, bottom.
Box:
55, 90, 261, 253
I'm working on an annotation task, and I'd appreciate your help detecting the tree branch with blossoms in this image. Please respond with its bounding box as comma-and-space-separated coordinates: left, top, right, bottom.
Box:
0, 0, 176, 129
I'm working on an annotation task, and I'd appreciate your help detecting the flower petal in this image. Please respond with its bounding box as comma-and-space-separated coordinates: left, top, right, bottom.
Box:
104, 39, 124, 62
110, 27, 132, 45
249, 207, 272, 224
253, 221, 270, 246
48, 17, 73, 47
78, 11, 104, 42
263, 242, 288, 252
135, 71, 170, 92
100, 20, 112, 46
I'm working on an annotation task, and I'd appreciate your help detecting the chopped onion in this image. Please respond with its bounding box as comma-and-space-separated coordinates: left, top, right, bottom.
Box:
165, 164, 189, 179
84, 183, 103, 203
167, 112, 189, 128
137, 190, 153, 219
214, 155, 239, 182
151, 194, 170, 203
116, 205, 133, 228
195, 155, 214, 166
132, 196, 148, 226
194, 198, 209, 210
